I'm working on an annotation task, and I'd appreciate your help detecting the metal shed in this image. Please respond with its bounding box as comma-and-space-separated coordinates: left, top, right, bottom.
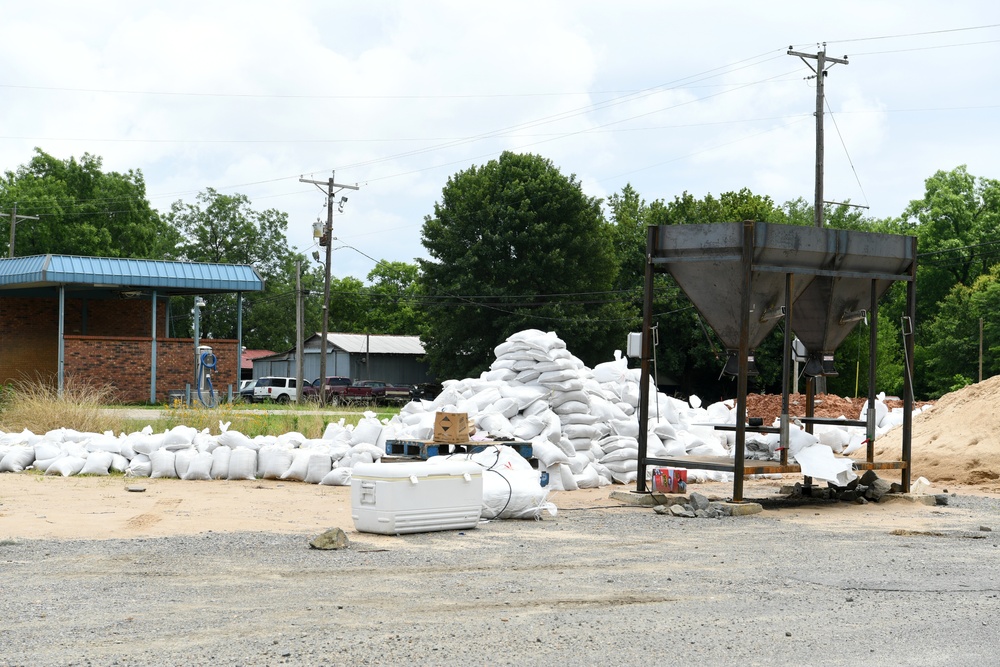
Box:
254, 332, 434, 386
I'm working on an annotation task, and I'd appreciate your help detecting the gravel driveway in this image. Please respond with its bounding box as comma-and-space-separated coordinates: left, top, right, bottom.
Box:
3, 493, 999, 667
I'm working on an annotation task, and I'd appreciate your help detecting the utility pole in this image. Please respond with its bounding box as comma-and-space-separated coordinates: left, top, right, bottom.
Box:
6, 203, 40, 258
299, 172, 358, 406
295, 260, 304, 403
788, 44, 848, 228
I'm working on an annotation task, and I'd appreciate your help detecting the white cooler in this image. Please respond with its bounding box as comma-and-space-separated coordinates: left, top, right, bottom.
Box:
351, 460, 484, 534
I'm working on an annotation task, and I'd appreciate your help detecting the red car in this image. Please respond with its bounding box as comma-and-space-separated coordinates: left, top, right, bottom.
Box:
301, 376, 352, 405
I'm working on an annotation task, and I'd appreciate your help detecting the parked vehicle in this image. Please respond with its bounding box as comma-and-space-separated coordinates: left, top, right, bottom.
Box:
301, 376, 352, 404
252, 376, 298, 403
343, 380, 412, 406
238, 379, 258, 402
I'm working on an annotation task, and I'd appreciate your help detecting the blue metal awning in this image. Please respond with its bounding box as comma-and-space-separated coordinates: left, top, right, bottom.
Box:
0, 255, 264, 294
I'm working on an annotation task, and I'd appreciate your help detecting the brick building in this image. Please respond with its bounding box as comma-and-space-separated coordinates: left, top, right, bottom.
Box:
0, 255, 264, 404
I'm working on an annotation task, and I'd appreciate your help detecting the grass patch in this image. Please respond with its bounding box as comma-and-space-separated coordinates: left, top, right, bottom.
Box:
0, 377, 127, 435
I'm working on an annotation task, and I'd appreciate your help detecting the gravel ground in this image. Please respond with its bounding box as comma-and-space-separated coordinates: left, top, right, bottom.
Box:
3, 492, 1000, 667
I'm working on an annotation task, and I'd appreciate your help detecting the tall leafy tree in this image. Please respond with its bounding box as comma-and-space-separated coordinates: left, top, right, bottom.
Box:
166, 188, 300, 350
418, 151, 630, 380
365, 261, 424, 335
0, 148, 177, 258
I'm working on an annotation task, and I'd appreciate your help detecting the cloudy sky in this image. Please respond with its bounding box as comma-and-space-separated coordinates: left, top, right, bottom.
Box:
3, 2, 1000, 281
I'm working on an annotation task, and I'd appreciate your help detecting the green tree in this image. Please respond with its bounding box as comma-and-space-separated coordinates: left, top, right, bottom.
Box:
166, 188, 300, 350
418, 151, 630, 380
364, 261, 424, 335
0, 148, 178, 258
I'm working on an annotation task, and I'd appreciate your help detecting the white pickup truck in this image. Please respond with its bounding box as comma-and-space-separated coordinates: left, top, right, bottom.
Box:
252, 376, 298, 403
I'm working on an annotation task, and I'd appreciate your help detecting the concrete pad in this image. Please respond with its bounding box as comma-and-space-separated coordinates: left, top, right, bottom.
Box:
880, 493, 936, 506
608, 490, 657, 506
608, 490, 688, 507
711, 501, 763, 517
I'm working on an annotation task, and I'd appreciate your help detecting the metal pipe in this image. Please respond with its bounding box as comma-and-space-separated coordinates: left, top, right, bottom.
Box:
866, 279, 878, 462
635, 224, 656, 494
780, 273, 792, 466
733, 221, 754, 502
150, 290, 158, 404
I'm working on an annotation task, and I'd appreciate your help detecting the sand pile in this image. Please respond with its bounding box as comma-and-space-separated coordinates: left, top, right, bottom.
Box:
873, 374, 1000, 490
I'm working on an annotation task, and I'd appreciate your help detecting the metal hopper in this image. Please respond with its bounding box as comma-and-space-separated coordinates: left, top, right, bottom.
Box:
789, 229, 916, 376
651, 222, 840, 374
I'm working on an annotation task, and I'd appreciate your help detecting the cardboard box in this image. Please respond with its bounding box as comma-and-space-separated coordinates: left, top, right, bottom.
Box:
433, 412, 470, 444
651, 467, 688, 494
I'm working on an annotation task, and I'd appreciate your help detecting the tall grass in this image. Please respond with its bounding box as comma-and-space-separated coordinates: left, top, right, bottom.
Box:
0, 377, 400, 438
0, 377, 127, 435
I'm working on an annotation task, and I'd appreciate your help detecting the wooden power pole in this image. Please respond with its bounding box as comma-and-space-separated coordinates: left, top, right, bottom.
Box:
788, 44, 849, 228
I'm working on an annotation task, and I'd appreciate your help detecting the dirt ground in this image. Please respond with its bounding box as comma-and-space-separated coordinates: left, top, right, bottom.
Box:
1, 471, 994, 545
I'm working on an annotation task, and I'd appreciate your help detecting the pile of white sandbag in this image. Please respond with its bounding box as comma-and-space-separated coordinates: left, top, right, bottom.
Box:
380, 329, 737, 489
0, 328, 929, 496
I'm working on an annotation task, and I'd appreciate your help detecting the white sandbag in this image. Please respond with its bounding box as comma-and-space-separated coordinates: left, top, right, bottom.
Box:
611, 469, 638, 484
574, 464, 602, 489
591, 461, 615, 484
603, 458, 638, 474
598, 435, 639, 453
567, 451, 593, 474
350, 414, 383, 446
211, 445, 232, 479
817, 426, 850, 454
258, 444, 294, 480
481, 467, 557, 520
558, 463, 579, 491
559, 412, 599, 425
477, 412, 514, 437
494, 397, 522, 419
85, 433, 122, 455
319, 467, 353, 486
556, 437, 576, 458
552, 400, 589, 415
469, 386, 503, 411
600, 448, 639, 464
792, 443, 858, 487
303, 453, 333, 484
33, 440, 63, 463
131, 432, 165, 455
126, 454, 152, 478
217, 429, 254, 451
562, 423, 602, 441
661, 436, 688, 457
593, 353, 629, 384
322, 420, 351, 442
499, 384, 550, 410
512, 415, 546, 441
548, 390, 590, 408
0, 446, 35, 472
530, 437, 571, 468
80, 450, 114, 476
227, 447, 257, 480
162, 425, 197, 449
522, 398, 551, 416
149, 449, 178, 479
45, 455, 86, 477
608, 419, 639, 438
193, 431, 218, 453
32, 455, 64, 473
481, 366, 515, 381
174, 448, 197, 478
110, 453, 129, 473
182, 451, 214, 481
281, 449, 315, 482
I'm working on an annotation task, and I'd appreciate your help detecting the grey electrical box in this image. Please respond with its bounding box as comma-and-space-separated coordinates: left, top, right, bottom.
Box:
626, 332, 643, 358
